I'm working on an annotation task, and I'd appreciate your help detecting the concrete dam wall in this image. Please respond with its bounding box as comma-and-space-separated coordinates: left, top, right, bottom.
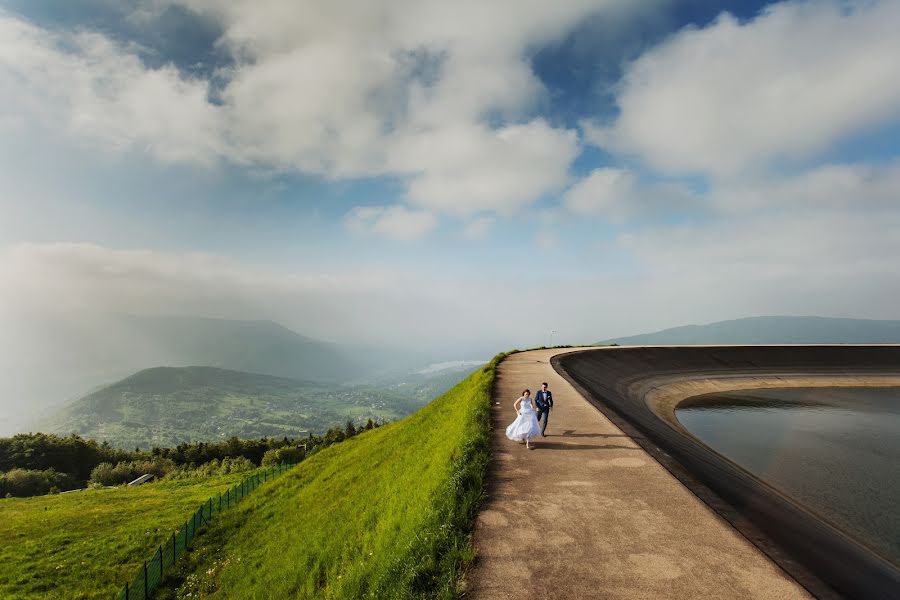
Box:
553, 345, 900, 599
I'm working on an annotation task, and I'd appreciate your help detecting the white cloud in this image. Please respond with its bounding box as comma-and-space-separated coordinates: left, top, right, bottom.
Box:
563, 167, 698, 221
462, 216, 495, 240
608, 211, 900, 330
344, 205, 437, 241
0, 1, 646, 217
0, 15, 223, 165
612, 159, 900, 298
715, 159, 900, 213
192, 0, 609, 213
588, 0, 900, 178
564, 168, 637, 216
390, 119, 579, 215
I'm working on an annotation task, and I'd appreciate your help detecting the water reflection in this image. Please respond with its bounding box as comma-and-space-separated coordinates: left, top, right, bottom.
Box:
676, 387, 900, 567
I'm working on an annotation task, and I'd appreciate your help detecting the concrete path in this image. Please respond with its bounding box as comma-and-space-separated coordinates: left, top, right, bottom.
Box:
466, 349, 811, 600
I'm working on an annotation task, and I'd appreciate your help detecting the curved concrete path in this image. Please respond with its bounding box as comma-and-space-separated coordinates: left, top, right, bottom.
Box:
466, 349, 810, 600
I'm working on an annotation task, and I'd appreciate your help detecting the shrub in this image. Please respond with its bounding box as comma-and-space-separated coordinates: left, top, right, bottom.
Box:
261, 446, 305, 466
164, 456, 256, 480
0, 468, 76, 497
89, 458, 176, 486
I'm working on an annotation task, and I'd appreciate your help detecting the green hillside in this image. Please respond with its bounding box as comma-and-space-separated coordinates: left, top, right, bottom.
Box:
5, 315, 370, 437
159, 353, 504, 599
45, 366, 426, 449
0, 473, 249, 600
599, 316, 900, 345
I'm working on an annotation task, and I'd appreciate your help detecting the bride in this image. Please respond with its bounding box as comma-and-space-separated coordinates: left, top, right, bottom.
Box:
505, 389, 542, 449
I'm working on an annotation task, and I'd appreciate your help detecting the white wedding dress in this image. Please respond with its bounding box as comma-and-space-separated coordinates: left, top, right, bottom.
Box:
505, 397, 542, 442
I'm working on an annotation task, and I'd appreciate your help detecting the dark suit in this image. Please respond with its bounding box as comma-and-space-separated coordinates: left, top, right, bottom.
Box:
534, 389, 553, 435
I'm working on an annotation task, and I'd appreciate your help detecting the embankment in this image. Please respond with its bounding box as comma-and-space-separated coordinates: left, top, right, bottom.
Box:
161, 352, 508, 599
554, 345, 900, 599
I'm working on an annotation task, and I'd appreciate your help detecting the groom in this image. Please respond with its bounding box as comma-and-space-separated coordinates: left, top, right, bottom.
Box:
534, 382, 553, 437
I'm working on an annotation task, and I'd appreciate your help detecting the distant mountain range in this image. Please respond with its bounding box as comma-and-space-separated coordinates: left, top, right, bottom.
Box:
598, 316, 900, 346
43, 365, 434, 449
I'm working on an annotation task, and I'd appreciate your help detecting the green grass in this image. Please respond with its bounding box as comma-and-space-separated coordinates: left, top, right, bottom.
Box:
164, 352, 508, 599
0, 474, 251, 599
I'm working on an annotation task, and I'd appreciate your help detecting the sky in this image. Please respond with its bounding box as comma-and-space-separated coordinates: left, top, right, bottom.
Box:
2, 0, 900, 378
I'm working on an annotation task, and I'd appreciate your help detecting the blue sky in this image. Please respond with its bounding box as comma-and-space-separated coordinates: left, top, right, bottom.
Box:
2, 0, 900, 360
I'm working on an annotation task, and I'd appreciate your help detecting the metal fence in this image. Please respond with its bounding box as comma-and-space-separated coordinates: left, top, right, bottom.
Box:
115, 461, 296, 600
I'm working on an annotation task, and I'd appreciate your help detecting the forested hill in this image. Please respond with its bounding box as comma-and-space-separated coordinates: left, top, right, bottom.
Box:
598, 316, 900, 346
2, 315, 368, 436
43, 366, 422, 449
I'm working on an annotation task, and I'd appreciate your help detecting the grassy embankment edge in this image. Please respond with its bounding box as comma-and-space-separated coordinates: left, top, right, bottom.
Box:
161, 350, 513, 599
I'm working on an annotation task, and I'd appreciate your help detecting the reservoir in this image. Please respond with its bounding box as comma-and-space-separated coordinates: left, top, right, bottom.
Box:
676, 386, 900, 567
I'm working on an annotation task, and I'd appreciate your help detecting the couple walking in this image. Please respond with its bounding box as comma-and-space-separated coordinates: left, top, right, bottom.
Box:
505, 382, 553, 449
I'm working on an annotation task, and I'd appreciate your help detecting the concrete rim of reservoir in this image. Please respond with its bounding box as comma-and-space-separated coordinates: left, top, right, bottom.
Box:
552, 345, 900, 599
470, 348, 812, 600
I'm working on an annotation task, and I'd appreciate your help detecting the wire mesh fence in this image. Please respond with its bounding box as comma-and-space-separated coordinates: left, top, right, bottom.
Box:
115, 461, 296, 600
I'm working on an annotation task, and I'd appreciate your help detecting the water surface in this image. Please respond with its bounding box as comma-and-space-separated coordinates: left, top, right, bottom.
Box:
676, 386, 900, 566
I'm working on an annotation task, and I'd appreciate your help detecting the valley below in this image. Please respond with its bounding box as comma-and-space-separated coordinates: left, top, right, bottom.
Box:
40, 363, 479, 449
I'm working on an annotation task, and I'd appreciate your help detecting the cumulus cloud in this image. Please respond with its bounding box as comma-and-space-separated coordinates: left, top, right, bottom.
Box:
563, 167, 698, 221
587, 0, 900, 178
0, 1, 644, 216
344, 205, 437, 241
391, 120, 579, 215
714, 159, 900, 213
0, 14, 223, 165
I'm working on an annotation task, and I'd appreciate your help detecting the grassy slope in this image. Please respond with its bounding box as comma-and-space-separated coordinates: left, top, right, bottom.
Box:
0, 474, 250, 600
167, 353, 506, 599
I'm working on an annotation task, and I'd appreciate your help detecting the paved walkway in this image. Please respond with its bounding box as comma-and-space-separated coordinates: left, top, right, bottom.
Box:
466, 349, 810, 600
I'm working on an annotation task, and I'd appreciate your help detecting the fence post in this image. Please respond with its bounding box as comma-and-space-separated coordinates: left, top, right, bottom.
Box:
143, 561, 149, 599
124, 582, 129, 600
159, 545, 164, 583
193, 511, 197, 536
173, 532, 177, 560
219, 492, 222, 513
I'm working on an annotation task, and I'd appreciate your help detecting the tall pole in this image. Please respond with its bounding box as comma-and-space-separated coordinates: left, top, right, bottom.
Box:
549, 329, 556, 347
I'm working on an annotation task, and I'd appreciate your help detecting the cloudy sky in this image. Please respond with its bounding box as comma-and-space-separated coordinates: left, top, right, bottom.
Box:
2, 0, 900, 362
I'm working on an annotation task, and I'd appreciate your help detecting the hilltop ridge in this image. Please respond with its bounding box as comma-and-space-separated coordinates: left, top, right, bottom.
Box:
599, 316, 900, 346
